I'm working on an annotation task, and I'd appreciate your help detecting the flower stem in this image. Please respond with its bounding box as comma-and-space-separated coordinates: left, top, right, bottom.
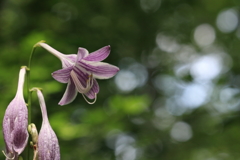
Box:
27, 46, 36, 125
27, 40, 45, 124
25, 41, 44, 160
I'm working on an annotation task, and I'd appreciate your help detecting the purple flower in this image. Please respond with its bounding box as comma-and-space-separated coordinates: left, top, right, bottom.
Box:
2, 67, 29, 159
39, 43, 119, 105
34, 88, 60, 160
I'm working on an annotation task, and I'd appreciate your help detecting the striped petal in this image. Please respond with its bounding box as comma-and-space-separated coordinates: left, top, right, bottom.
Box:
64, 54, 77, 63
12, 110, 29, 154
72, 67, 89, 85
84, 45, 110, 61
52, 67, 72, 83
77, 47, 89, 61
2, 67, 28, 158
38, 123, 60, 160
58, 78, 78, 106
61, 54, 77, 68
35, 89, 60, 160
84, 79, 99, 99
77, 60, 119, 79
3, 115, 11, 152
71, 68, 93, 94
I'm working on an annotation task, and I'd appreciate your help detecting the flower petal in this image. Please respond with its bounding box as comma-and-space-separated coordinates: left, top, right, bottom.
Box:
77, 47, 89, 61
84, 45, 110, 61
58, 78, 78, 106
64, 54, 77, 63
72, 67, 89, 84
77, 60, 119, 79
12, 120, 29, 154
35, 89, 49, 122
12, 98, 28, 155
35, 89, 60, 160
84, 79, 99, 99
71, 68, 96, 94
52, 67, 72, 83
3, 114, 12, 152
39, 43, 75, 68
62, 54, 77, 68
70, 71, 88, 93
3, 96, 29, 156
38, 123, 60, 160
39, 43, 65, 59
3, 67, 28, 156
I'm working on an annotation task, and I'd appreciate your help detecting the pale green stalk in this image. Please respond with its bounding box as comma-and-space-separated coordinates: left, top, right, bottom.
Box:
25, 40, 45, 160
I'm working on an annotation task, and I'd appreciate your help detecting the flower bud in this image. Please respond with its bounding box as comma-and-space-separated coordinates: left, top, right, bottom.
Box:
2, 67, 29, 159
28, 123, 39, 160
33, 88, 60, 160
28, 123, 38, 145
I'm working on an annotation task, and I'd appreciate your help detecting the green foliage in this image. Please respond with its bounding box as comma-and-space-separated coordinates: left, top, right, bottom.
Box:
108, 95, 150, 115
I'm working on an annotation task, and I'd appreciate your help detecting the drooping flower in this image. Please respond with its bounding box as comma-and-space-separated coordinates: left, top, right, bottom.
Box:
33, 88, 60, 160
38, 42, 119, 105
2, 67, 29, 160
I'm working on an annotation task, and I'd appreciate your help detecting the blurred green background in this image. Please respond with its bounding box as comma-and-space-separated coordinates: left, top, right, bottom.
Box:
1, 0, 240, 159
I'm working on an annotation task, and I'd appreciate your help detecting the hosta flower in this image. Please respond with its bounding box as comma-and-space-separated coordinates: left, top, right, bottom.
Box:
39, 42, 119, 105
33, 88, 60, 160
2, 67, 28, 159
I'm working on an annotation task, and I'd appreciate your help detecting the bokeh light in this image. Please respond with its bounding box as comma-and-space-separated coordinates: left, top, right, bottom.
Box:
140, 0, 161, 13
156, 34, 180, 53
194, 24, 215, 47
170, 121, 192, 142
190, 54, 223, 81
115, 58, 148, 92
216, 8, 238, 33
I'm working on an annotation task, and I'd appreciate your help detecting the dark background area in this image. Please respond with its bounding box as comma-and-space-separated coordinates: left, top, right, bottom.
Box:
1, 0, 240, 159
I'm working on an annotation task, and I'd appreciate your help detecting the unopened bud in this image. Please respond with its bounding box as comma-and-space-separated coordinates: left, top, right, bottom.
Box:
28, 123, 38, 144
32, 88, 60, 160
2, 67, 29, 159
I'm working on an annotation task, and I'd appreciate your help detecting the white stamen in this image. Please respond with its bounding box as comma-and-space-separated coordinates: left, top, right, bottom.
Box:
70, 71, 94, 94
82, 93, 97, 104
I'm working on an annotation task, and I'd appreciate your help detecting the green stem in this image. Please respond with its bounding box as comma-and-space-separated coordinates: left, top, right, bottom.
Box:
27, 46, 36, 124
26, 43, 39, 160
25, 40, 44, 160
27, 41, 44, 123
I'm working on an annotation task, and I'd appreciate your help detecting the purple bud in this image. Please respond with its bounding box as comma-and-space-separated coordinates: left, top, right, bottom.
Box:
34, 88, 60, 160
2, 67, 29, 159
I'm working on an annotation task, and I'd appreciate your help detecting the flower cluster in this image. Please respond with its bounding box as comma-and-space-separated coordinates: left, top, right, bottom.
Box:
2, 42, 119, 160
